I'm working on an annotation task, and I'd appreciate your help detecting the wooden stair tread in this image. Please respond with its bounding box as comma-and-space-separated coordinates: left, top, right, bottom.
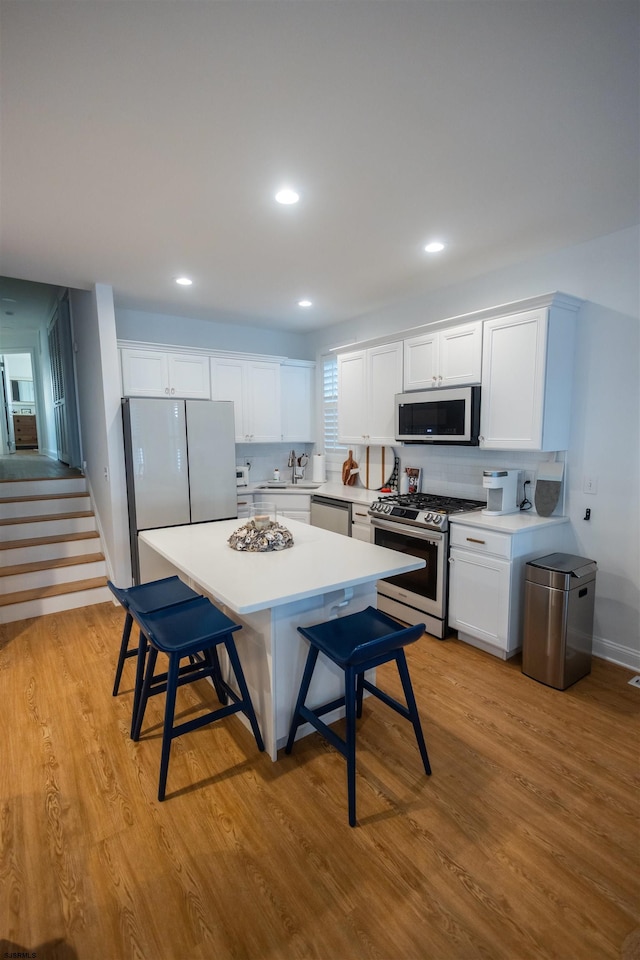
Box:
0, 510, 94, 526
0, 553, 105, 577
0, 577, 108, 607
0, 491, 87, 505
0, 530, 100, 551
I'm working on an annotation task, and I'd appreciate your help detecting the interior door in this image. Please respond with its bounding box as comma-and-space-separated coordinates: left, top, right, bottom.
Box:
48, 293, 82, 466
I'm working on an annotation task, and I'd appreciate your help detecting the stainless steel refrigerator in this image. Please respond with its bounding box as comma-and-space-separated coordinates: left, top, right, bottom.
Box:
122, 397, 237, 581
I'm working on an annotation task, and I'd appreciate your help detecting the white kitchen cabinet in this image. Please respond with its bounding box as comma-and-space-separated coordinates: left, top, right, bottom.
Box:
337, 341, 403, 445
121, 348, 211, 399
448, 516, 570, 659
256, 492, 311, 525
351, 503, 373, 542
211, 356, 281, 442
236, 493, 253, 519
281, 361, 315, 442
403, 321, 482, 391
480, 296, 580, 451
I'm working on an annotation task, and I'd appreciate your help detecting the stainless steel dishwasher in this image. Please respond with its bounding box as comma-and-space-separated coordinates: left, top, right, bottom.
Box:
310, 495, 352, 537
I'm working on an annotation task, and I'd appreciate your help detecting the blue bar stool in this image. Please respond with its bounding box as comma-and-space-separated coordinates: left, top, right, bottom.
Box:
108, 577, 202, 734
285, 605, 431, 827
131, 595, 265, 801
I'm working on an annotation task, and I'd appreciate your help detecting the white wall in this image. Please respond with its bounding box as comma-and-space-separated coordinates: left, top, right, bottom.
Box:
116, 307, 314, 361
71, 283, 131, 586
309, 226, 640, 670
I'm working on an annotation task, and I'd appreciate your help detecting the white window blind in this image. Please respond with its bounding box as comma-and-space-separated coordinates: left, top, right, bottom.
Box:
322, 356, 345, 453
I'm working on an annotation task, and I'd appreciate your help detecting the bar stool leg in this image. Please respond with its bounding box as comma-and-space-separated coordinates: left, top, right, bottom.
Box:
132, 646, 158, 742
396, 650, 431, 776
285, 645, 320, 754
131, 631, 149, 739
345, 665, 358, 827
158, 653, 180, 801
113, 612, 134, 696
223, 636, 265, 752
355, 671, 365, 719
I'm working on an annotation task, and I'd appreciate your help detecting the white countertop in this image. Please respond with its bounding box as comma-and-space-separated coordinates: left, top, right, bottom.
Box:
243, 481, 381, 504
139, 517, 424, 615
450, 510, 570, 533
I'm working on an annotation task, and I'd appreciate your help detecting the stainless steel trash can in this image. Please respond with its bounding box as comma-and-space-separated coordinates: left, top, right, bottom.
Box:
522, 553, 597, 690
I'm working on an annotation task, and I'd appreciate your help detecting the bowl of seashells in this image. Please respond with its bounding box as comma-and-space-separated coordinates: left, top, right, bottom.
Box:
228, 502, 294, 552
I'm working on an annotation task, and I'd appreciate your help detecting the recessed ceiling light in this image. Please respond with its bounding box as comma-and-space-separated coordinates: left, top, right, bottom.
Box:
298, 299, 312, 308
275, 188, 300, 205
175, 276, 193, 286
424, 241, 446, 253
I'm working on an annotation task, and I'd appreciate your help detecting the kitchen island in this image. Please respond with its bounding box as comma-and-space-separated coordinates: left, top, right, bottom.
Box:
138, 517, 425, 759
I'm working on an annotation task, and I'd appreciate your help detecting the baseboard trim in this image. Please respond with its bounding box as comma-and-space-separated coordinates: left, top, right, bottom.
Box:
593, 635, 639, 672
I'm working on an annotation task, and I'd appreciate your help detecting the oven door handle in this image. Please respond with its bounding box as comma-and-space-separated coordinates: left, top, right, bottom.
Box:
371, 516, 444, 543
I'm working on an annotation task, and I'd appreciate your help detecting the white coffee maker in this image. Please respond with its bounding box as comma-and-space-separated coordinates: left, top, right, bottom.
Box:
482, 469, 520, 516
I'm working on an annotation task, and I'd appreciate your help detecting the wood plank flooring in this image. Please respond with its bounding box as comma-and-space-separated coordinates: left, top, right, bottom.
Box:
1, 603, 638, 960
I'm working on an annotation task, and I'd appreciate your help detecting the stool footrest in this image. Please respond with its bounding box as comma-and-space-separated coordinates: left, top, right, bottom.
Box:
299, 705, 348, 759
362, 677, 411, 722
172, 700, 244, 740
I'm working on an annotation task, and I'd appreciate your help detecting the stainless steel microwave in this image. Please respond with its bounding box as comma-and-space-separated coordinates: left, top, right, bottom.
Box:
395, 385, 481, 445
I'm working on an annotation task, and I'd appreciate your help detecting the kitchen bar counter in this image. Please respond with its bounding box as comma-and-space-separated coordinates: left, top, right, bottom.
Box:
138, 518, 424, 759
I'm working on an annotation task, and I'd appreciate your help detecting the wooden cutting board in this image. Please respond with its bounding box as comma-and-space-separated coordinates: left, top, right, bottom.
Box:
363, 445, 395, 490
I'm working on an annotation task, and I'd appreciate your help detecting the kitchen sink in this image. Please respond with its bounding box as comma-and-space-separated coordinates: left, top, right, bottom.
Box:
256, 482, 323, 490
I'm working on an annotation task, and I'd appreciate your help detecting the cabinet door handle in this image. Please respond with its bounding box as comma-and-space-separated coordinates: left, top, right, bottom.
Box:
164, 387, 170, 394
466, 537, 486, 544
354, 511, 367, 518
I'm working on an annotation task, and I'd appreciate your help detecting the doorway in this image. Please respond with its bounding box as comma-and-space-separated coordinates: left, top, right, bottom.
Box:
0, 350, 39, 454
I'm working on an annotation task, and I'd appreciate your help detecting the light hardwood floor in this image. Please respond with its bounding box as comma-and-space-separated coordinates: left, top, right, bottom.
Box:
1, 603, 638, 960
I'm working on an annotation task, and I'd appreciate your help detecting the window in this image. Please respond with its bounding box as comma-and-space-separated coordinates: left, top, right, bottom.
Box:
321, 355, 346, 455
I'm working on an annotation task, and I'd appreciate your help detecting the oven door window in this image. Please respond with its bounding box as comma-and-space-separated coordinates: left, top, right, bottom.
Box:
374, 525, 439, 601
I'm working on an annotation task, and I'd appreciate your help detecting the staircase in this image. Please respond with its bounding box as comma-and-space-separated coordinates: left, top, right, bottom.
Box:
0, 475, 110, 623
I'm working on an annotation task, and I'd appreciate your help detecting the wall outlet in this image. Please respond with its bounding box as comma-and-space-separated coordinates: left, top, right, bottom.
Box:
628, 676, 640, 688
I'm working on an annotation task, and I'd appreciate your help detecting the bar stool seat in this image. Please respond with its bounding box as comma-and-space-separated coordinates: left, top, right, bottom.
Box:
108, 576, 202, 696
285, 605, 431, 826
131, 595, 264, 801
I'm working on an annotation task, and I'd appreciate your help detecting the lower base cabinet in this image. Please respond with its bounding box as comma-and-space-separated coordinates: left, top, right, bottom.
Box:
351, 503, 373, 542
448, 518, 570, 659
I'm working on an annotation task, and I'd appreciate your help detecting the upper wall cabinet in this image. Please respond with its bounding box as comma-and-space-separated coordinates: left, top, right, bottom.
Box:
211, 356, 282, 442
121, 348, 211, 399
480, 299, 579, 451
338, 341, 403, 445
281, 360, 315, 442
403, 321, 482, 391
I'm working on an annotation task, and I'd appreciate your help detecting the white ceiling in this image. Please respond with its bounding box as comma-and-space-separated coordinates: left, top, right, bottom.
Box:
1, 0, 638, 333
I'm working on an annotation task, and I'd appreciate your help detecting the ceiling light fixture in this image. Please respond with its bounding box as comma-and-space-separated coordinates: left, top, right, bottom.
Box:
275, 188, 300, 205
424, 241, 446, 253
298, 299, 312, 308
175, 276, 193, 286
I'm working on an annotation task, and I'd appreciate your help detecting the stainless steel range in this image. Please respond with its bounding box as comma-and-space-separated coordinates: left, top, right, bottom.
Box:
369, 492, 485, 638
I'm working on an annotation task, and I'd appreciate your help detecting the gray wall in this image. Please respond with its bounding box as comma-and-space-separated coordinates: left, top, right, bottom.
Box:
71, 284, 131, 585
116, 307, 313, 361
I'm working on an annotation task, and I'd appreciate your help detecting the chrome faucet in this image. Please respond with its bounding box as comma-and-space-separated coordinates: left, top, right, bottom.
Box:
288, 449, 297, 484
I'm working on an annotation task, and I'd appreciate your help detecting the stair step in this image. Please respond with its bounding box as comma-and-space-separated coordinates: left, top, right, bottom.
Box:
0, 553, 106, 594
0, 509, 94, 526
0, 494, 91, 519
0, 576, 109, 608
0, 513, 96, 541
0, 530, 100, 566
0, 491, 89, 505
0, 552, 105, 577
0, 584, 112, 624
0, 477, 88, 498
